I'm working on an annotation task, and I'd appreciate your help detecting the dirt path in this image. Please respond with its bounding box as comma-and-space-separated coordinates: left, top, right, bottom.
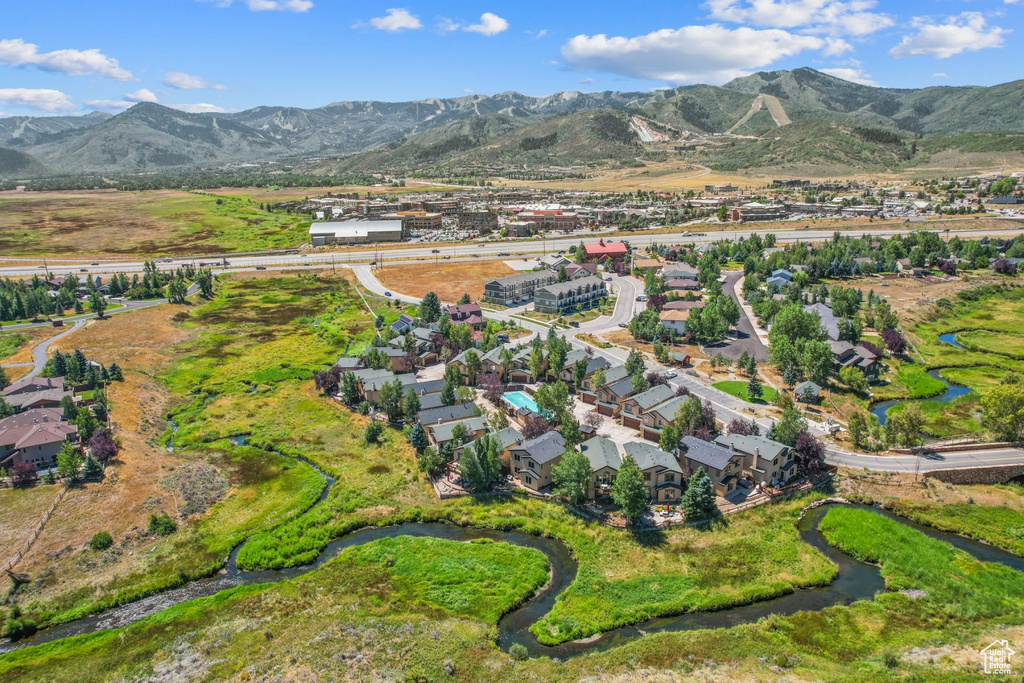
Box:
761, 94, 792, 126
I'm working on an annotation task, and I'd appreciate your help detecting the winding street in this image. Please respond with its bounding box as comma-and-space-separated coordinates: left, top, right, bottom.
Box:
350, 264, 1024, 474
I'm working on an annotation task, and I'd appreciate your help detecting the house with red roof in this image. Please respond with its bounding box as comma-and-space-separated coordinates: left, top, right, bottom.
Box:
583, 239, 628, 262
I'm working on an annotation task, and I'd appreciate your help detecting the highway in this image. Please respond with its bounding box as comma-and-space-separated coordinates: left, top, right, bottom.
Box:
2, 220, 1021, 279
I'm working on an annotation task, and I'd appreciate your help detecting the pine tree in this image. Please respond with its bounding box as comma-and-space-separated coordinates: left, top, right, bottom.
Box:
56, 441, 82, 480
409, 422, 429, 453
551, 449, 593, 506
681, 468, 716, 521
611, 455, 648, 526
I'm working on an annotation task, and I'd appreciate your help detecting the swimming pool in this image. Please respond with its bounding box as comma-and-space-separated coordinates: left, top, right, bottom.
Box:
503, 391, 542, 415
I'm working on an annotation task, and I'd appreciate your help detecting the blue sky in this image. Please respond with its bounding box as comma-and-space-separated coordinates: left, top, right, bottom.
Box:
1, 0, 1021, 116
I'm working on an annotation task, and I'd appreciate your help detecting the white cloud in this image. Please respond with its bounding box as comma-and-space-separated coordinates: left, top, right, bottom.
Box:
0, 88, 75, 112
358, 8, 422, 32
170, 102, 229, 113
889, 12, 1008, 59
464, 13, 509, 36
820, 67, 877, 85
528, 29, 549, 39
932, 72, 948, 78
560, 24, 829, 85
436, 17, 461, 34
205, 0, 313, 12
706, 0, 893, 36
85, 88, 160, 113
163, 71, 227, 90
0, 38, 134, 81
125, 89, 159, 103
462, 88, 475, 93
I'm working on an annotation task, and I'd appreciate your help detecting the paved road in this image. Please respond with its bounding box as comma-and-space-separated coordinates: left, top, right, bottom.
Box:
3, 220, 1021, 278
702, 271, 768, 363
1, 319, 87, 380
351, 264, 1024, 474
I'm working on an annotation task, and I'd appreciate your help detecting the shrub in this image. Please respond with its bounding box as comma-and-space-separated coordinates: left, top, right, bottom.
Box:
508, 643, 529, 661
364, 421, 384, 445
89, 531, 113, 551
148, 512, 178, 536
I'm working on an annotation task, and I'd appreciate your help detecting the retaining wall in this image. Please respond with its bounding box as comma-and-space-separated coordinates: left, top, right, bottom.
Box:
923, 464, 1024, 485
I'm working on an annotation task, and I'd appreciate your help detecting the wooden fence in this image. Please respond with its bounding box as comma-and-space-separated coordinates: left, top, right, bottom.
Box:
1, 484, 69, 575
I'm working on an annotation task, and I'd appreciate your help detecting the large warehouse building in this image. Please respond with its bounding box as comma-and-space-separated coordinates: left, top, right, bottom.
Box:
309, 220, 405, 246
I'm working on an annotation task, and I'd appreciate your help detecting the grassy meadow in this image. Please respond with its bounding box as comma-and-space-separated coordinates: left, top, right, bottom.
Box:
0, 190, 309, 256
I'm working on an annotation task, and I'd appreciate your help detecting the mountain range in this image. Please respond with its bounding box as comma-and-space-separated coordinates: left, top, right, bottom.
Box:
3, 68, 1024, 179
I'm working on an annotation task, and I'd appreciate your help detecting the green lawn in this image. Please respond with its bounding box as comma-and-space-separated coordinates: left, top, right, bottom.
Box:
713, 380, 779, 404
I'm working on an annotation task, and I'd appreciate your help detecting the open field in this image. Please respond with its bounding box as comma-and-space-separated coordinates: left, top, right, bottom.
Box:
0, 327, 65, 364
0, 486, 59, 566
374, 260, 515, 302
0, 190, 309, 257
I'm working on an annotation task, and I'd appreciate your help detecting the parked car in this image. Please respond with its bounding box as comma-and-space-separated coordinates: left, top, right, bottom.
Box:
665, 371, 677, 379
636, 295, 647, 302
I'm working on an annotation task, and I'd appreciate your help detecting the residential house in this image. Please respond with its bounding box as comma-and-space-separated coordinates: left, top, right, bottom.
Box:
0, 408, 78, 470
662, 265, 698, 281
510, 431, 566, 491
631, 258, 663, 273
405, 379, 446, 411
461, 426, 523, 468
366, 346, 413, 373
446, 303, 486, 330
483, 271, 557, 305
620, 385, 675, 430
389, 327, 439, 366
803, 302, 842, 341
417, 402, 478, 428
428, 416, 488, 450
661, 300, 703, 313
390, 314, 415, 335
714, 433, 796, 487
579, 436, 621, 499
507, 346, 546, 383
533, 277, 608, 315
829, 341, 880, 380
659, 310, 690, 335
1, 377, 70, 412
563, 355, 611, 388
623, 441, 684, 502
563, 263, 598, 280
334, 357, 363, 371
450, 346, 506, 383
579, 363, 627, 404
665, 279, 701, 292
539, 254, 571, 271
639, 394, 688, 442
680, 436, 747, 497
595, 373, 637, 417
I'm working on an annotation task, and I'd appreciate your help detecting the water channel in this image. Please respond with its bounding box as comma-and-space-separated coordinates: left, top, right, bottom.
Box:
870, 369, 973, 426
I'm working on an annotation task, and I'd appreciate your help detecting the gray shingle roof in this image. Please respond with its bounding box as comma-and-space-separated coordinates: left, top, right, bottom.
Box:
510, 430, 566, 465
580, 436, 621, 471
713, 434, 788, 460
430, 417, 487, 444
681, 436, 742, 470
417, 402, 477, 425
535, 275, 606, 297
623, 441, 682, 474
629, 385, 675, 411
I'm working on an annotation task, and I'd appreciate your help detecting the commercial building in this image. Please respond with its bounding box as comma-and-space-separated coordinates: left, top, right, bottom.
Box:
457, 211, 499, 232
382, 211, 443, 232
504, 221, 535, 237
583, 239, 628, 262
309, 220, 405, 246
517, 210, 578, 231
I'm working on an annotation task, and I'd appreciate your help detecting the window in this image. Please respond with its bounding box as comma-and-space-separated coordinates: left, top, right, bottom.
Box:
525, 476, 532, 485
644, 472, 650, 480
664, 473, 674, 483
513, 454, 520, 462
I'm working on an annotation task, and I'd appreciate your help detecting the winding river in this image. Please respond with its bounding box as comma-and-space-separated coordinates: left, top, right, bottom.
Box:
870, 369, 973, 426
3, 442, 1022, 660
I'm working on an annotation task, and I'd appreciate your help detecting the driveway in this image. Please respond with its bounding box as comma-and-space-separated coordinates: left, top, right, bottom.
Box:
701, 271, 767, 362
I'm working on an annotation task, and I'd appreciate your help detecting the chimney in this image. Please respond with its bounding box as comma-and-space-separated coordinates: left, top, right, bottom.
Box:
754, 447, 759, 458
42, 415, 48, 423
